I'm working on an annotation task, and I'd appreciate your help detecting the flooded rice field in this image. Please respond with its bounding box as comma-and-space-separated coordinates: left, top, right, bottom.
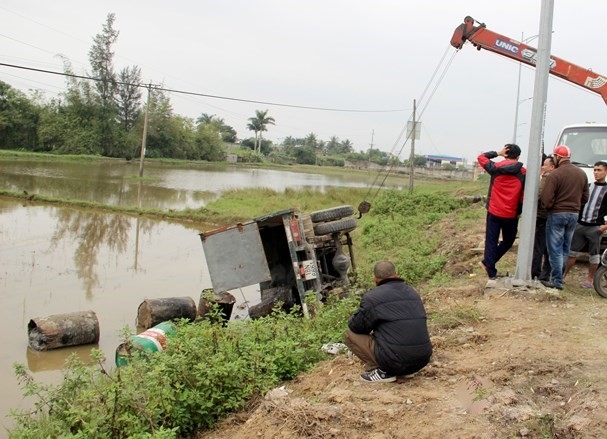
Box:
0, 158, 393, 431
0, 200, 228, 430
0, 159, 382, 210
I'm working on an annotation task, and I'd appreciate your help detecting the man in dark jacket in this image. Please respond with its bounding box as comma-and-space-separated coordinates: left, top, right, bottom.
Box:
477, 144, 526, 279
344, 261, 432, 383
540, 145, 589, 289
532, 155, 555, 281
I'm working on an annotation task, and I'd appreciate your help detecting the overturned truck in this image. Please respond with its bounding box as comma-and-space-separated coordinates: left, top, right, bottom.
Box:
199, 205, 357, 318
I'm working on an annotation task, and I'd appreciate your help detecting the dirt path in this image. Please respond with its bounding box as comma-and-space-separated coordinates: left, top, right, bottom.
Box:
197, 216, 607, 439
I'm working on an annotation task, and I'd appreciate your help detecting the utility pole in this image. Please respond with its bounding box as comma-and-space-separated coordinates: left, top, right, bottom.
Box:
512, 33, 524, 144
513, 33, 541, 143
408, 99, 417, 194
515, 0, 554, 282
138, 84, 151, 178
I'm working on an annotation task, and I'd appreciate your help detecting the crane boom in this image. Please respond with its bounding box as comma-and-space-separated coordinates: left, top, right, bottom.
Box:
451, 16, 607, 105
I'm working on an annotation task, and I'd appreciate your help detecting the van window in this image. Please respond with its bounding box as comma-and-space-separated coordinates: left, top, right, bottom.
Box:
557, 126, 607, 165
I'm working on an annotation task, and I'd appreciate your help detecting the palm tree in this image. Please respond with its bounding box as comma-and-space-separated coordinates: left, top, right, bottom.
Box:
246, 119, 261, 152
340, 139, 354, 154
198, 113, 238, 143
196, 113, 216, 125
247, 110, 275, 153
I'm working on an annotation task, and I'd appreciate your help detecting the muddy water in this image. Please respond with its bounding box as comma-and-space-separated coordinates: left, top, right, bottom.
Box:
0, 159, 387, 430
0, 199, 257, 430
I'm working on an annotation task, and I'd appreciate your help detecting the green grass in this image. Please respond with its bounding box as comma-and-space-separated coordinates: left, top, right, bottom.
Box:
7, 187, 487, 437
4, 152, 490, 438
0, 149, 109, 162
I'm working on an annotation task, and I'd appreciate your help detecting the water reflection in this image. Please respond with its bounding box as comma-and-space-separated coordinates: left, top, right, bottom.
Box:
26, 345, 96, 372
50, 209, 131, 298
0, 159, 386, 429
0, 159, 386, 210
0, 199, 216, 429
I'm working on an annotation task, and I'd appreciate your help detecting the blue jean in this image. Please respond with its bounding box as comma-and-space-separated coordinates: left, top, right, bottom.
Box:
546, 212, 578, 286
482, 213, 519, 278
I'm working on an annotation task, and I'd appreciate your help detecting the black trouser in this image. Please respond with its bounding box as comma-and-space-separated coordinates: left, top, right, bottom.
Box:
482, 212, 519, 278
532, 217, 551, 281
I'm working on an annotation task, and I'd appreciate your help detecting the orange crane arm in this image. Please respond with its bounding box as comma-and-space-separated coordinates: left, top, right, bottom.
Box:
451, 16, 607, 105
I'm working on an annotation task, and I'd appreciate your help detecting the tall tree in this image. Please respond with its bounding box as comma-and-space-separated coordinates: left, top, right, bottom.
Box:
197, 113, 237, 143
143, 87, 175, 158
0, 81, 40, 150
303, 132, 318, 150
116, 66, 142, 131
247, 109, 275, 153
196, 113, 216, 125
195, 123, 226, 161
246, 118, 261, 152
88, 13, 119, 156
340, 139, 354, 154
325, 136, 341, 155
38, 57, 102, 155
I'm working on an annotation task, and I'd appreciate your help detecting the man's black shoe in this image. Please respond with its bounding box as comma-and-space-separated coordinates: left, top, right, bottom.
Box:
540, 280, 563, 290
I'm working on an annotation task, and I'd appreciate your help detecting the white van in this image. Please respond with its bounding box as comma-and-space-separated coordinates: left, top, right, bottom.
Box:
555, 123, 607, 250
554, 123, 607, 180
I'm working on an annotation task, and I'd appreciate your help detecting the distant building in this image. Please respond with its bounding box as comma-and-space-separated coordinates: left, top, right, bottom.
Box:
424, 154, 465, 168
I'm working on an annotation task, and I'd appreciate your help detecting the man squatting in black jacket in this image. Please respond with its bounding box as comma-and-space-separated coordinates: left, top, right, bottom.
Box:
344, 261, 432, 382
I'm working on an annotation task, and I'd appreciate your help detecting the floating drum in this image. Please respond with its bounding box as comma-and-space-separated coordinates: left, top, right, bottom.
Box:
115, 321, 175, 367
198, 289, 236, 324
27, 310, 100, 351
136, 296, 197, 330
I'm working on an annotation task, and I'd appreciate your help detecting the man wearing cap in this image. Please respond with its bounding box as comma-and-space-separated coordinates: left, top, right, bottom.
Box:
540, 145, 589, 290
477, 144, 526, 280
563, 161, 607, 287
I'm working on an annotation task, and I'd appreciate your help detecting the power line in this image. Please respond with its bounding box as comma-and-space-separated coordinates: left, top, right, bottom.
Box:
0, 61, 408, 114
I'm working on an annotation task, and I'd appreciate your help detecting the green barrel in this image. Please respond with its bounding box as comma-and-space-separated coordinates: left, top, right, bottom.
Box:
115, 321, 175, 367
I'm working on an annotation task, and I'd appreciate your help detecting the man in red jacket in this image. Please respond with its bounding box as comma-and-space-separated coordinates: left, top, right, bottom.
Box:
477, 144, 526, 279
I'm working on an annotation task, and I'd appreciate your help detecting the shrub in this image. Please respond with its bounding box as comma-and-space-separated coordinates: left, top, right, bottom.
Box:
358, 190, 468, 284
9, 189, 469, 437
10, 300, 358, 438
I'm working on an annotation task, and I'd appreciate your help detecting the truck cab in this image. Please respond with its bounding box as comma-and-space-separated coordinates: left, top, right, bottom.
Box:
554, 123, 607, 180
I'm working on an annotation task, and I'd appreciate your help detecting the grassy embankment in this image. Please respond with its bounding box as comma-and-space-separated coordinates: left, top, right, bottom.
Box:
4, 150, 489, 438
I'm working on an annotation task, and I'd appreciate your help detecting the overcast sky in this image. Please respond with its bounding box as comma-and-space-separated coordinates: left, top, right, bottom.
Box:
1, 1, 606, 163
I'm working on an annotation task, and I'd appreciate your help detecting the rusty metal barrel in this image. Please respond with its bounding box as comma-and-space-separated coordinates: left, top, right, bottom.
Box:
27, 310, 100, 351
198, 289, 236, 324
136, 296, 197, 330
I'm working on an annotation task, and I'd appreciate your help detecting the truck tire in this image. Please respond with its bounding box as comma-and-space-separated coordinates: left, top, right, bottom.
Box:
313, 218, 357, 236
310, 205, 355, 223
593, 265, 607, 298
